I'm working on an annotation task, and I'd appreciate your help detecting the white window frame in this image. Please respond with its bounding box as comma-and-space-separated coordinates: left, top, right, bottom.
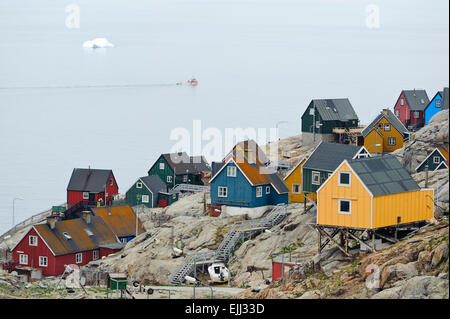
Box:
312, 171, 320, 185
436, 99, 441, 108
413, 111, 419, 119
433, 156, 440, 164
227, 166, 237, 177
338, 199, 351, 215
142, 194, 150, 203
82, 192, 89, 200
256, 186, 263, 198
136, 182, 142, 189
19, 254, 28, 265
309, 108, 314, 115
266, 186, 271, 194
292, 184, 301, 194
384, 124, 391, 131
183, 175, 188, 182
121, 238, 128, 244
395, 110, 400, 117
29, 235, 38, 246
218, 186, 227, 198
75, 253, 82, 264
338, 172, 351, 186
388, 137, 396, 145
93, 250, 99, 261
167, 175, 173, 183
159, 162, 165, 170
39, 256, 48, 267
110, 178, 113, 186
400, 98, 404, 106
377, 123, 383, 130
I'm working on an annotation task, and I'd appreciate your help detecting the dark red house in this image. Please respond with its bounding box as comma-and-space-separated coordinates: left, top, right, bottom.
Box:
67, 168, 118, 207
393, 89, 429, 130
10, 212, 124, 276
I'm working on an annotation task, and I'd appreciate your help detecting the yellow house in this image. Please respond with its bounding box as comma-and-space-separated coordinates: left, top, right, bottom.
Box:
362, 109, 410, 154
284, 156, 317, 203
317, 154, 433, 229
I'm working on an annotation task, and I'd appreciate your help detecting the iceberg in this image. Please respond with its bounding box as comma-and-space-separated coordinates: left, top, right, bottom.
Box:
82, 38, 114, 49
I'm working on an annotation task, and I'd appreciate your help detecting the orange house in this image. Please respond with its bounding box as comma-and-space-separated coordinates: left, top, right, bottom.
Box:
317, 155, 433, 230
284, 156, 317, 203
362, 109, 410, 154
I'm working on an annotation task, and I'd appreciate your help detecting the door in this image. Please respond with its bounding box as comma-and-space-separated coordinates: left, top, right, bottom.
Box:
88, 193, 96, 206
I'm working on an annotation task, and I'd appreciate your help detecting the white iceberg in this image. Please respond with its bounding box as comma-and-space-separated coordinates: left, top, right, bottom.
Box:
82, 38, 114, 49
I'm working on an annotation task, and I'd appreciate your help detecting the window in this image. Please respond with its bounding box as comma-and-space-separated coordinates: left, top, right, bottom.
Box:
167, 176, 173, 183
384, 124, 390, 131
75, 253, 82, 264
338, 199, 351, 214
433, 156, 440, 164
183, 175, 188, 182
159, 162, 165, 170
395, 110, 400, 117
218, 186, 227, 197
292, 184, 301, 194
312, 171, 320, 185
19, 254, 28, 265
377, 123, 383, 130
142, 195, 149, 203
315, 121, 321, 129
121, 238, 128, 244
227, 166, 237, 177
39, 256, 48, 267
339, 172, 351, 186
309, 108, 314, 115
136, 182, 142, 189
29, 235, 37, 246
256, 186, 263, 198
413, 111, 420, 119
388, 137, 396, 145
93, 250, 99, 261
436, 100, 442, 108
110, 178, 113, 186
83, 192, 89, 200
400, 98, 404, 106
266, 186, 271, 194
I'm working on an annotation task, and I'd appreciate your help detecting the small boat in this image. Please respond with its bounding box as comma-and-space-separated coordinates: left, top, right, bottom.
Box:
187, 78, 198, 86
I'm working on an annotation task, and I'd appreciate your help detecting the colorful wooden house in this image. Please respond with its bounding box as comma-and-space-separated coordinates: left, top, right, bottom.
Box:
317, 155, 434, 230
301, 98, 359, 146
393, 89, 429, 130
147, 152, 211, 189
67, 168, 118, 207
210, 141, 289, 218
415, 147, 449, 172
91, 205, 145, 243
424, 88, 448, 125
283, 156, 317, 203
361, 109, 410, 154
11, 212, 124, 276
302, 142, 370, 199
125, 175, 178, 208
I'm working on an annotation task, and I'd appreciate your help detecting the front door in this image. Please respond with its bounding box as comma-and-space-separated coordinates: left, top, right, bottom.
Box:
88, 193, 96, 206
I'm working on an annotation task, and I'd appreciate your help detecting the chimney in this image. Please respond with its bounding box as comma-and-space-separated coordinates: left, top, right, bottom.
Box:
46, 216, 59, 230
82, 211, 91, 224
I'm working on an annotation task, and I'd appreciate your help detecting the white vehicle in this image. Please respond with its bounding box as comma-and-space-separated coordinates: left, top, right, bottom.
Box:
208, 263, 230, 283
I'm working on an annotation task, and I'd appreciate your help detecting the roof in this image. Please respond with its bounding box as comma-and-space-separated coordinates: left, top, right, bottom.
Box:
308, 99, 359, 122
361, 109, 409, 137
415, 147, 450, 171
402, 90, 429, 111
211, 161, 226, 177
284, 156, 308, 180
161, 152, 211, 175
302, 142, 364, 172
211, 141, 289, 194
34, 216, 122, 256
442, 87, 449, 109
67, 168, 114, 193
91, 205, 145, 238
140, 175, 167, 194
347, 155, 420, 197
224, 140, 270, 165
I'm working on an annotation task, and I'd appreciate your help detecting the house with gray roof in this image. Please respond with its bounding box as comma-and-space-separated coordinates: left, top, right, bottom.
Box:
125, 175, 178, 208
301, 98, 360, 146
393, 89, 430, 130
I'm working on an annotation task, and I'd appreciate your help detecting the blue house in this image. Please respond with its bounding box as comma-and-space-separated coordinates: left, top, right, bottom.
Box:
424, 87, 448, 125
210, 141, 289, 218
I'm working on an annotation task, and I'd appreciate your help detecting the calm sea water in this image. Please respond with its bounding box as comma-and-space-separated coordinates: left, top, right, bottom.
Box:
0, 0, 448, 234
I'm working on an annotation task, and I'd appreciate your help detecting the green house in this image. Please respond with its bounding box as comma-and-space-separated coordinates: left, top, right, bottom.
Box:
415, 147, 449, 172
147, 152, 211, 189
125, 175, 171, 208
302, 142, 370, 196
301, 98, 359, 146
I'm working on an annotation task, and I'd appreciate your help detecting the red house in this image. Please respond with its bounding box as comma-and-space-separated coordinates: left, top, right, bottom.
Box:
67, 168, 118, 207
10, 212, 124, 276
393, 89, 429, 130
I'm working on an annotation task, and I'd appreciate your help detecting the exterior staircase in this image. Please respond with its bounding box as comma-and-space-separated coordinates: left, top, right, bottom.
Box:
169, 204, 289, 285
169, 184, 210, 194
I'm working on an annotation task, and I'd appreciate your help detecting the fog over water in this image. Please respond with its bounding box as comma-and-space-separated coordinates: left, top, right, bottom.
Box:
0, 0, 448, 234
